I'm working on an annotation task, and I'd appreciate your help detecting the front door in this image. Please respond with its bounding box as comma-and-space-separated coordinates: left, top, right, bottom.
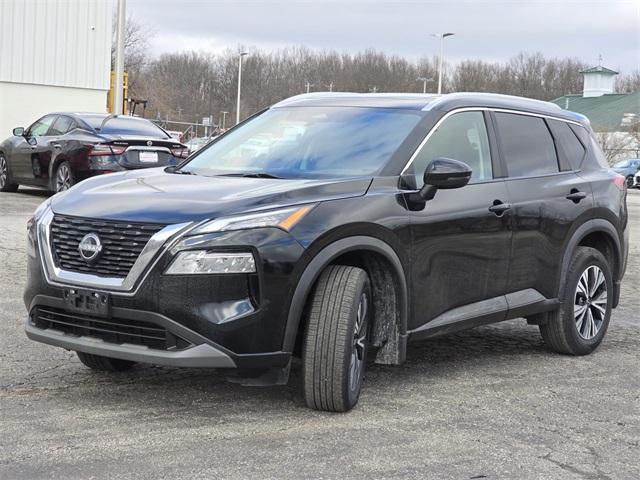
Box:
12, 115, 57, 184
403, 110, 512, 330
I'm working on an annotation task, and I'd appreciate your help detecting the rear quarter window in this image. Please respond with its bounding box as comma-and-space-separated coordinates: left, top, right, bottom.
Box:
547, 119, 586, 171
495, 112, 559, 177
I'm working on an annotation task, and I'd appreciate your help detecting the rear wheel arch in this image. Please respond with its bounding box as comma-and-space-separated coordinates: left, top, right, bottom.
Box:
284, 236, 409, 365
559, 219, 622, 303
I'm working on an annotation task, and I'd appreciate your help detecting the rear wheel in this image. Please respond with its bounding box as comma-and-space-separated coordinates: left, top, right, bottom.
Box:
538, 247, 612, 355
302, 265, 371, 412
53, 161, 75, 193
0, 154, 18, 192
76, 352, 136, 372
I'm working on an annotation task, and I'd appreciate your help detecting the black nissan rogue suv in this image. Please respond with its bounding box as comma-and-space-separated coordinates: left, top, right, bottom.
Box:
23, 93, 628, 412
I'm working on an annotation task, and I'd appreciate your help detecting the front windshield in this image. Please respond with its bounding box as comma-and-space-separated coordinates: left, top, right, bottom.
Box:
182, 106, 423, 178
614, 160, 630, 168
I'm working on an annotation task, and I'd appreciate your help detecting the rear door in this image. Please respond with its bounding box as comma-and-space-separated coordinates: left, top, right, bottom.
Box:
493, 111, 593, 301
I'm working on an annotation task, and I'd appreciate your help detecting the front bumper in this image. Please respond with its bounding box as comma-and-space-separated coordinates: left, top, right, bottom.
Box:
24, 211, 306, 369
25, 320, 235, 368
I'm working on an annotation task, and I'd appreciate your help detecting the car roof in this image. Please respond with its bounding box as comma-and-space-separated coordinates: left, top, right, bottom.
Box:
272, 92, 589, 126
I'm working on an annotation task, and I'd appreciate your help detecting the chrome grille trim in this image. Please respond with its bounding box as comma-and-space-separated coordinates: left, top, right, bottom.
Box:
37, 207, 193, 296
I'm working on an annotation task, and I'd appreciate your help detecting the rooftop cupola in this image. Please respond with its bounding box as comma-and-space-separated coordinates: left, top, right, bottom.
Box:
581, 61, 618, 98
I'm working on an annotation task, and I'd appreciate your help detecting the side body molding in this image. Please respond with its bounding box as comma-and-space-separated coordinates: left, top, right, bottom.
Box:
283, 236, 409, 364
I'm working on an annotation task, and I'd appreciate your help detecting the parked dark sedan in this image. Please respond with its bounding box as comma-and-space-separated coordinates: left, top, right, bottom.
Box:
0, 113, 189, 193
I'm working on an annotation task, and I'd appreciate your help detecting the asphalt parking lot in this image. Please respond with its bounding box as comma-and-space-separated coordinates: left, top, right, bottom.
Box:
1, 188, 638, 480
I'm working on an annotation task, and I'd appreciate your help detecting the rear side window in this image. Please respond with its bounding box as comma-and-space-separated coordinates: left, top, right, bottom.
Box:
547, 119, 585, 171
49, 116, 76, 136
495, 112, 558, 177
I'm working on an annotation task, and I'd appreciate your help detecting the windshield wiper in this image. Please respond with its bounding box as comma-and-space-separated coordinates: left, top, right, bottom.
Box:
164, 166, 194, 175
218, 172, 285, 179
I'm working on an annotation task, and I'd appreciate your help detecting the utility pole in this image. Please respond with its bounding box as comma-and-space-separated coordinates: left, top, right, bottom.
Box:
236, 52, 248, 125
113, 0, 126, 115
221, 111, 228, 130
305, 82, 314, 94
431, 32, 455, 95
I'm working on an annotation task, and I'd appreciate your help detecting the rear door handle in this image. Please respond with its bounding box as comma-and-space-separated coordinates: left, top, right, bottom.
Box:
488, 201, 512, 215
566, 190, 587, 203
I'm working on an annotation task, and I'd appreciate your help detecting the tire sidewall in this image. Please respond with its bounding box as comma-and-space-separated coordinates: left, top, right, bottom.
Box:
561, 249, 613, 354
342, 275, 372, 409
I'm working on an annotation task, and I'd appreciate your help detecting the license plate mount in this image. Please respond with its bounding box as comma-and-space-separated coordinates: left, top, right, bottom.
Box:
63, 288, 111, 317
139, 151, 158, 163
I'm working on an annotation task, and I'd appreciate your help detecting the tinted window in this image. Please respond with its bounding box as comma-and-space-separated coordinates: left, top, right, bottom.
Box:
49, 116, 75, 136
82, 116, 170, 138
409, 111, 493, 184
184, 107, 423, 179
548, 119, 585, 171
28, 116, 56, 137
495, 113, 558, 177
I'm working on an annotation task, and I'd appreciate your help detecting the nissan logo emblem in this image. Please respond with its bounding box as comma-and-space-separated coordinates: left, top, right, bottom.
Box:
147, 140, 153, 146
78, 233, 103, 263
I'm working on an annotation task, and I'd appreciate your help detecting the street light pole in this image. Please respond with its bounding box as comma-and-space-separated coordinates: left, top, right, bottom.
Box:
236, 52, 248, 125
416, 77, 428, 94
221, 111, 228, 130
113, 0, 126, 114
432, 33, 455, 95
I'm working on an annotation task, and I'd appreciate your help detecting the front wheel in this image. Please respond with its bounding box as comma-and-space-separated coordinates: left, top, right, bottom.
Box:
302, 265, 371, 412
0, 153, 18, 192
538, 247, 613, 355
626, 175, 634, 188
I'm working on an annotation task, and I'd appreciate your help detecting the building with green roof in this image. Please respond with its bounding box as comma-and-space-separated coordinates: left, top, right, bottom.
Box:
551, 65, 639, 131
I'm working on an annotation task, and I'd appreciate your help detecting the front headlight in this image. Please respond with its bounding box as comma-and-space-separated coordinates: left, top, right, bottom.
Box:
165, 251, 256, 275
27, 200, 51, 258
192, 205, 315, 235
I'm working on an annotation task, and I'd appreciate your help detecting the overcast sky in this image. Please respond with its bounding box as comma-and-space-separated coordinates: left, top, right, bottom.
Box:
127, 0, 639, 73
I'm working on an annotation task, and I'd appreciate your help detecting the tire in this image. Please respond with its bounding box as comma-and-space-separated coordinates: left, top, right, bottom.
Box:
53, 160, 75, 193
76, 351, 136, 372
0, 153, 18, 192
538, 247, 613, 355
302, 265, 371, 412
626, 175, 634, 188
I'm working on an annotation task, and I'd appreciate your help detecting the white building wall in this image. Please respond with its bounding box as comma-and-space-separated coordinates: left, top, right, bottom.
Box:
0, 0, 112, 137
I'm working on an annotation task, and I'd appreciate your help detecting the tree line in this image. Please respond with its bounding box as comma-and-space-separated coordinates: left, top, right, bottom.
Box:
117, 22, 640, 130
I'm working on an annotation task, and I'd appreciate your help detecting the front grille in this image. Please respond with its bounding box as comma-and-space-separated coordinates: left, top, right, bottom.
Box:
50, 215, 165, 278
32, 306, 190, 350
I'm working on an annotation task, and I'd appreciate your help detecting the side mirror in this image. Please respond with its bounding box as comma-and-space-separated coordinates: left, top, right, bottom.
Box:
13, 127, 25, 136
418, 157, 472, 201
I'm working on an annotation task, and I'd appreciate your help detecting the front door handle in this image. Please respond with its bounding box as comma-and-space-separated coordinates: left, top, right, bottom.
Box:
52, 143, 62, 149
488, 200, 512, 216
566, 190, 587, 203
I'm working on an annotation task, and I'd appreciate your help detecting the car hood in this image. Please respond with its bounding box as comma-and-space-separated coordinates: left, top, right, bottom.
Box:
50, 168, 372, 224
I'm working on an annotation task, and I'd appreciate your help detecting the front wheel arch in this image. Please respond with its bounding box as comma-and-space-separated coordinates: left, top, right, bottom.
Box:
283, 236, 409, 365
